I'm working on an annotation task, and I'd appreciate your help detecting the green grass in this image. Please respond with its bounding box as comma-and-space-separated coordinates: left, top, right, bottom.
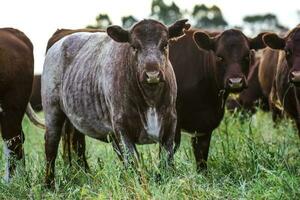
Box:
0, 109, 299, 199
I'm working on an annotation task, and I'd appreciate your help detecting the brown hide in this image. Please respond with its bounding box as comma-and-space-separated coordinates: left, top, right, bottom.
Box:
0, 28, 34, 181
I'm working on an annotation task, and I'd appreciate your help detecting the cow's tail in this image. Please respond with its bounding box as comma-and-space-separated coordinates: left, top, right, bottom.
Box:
26, 103, 46, 129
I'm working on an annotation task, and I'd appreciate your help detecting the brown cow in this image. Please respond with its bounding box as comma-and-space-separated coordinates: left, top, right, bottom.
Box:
0, 28, 44, 182
226, 58, 269, 113
42, 19, 190, 187
169, 28, 266, 171
263, 25, 300, 136
30, 75, 42, 111
258, 48, 283, 121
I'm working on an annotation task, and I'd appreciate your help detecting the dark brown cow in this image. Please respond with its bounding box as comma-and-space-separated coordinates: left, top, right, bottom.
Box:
42, 19, 190, 187
263, 25, 300, 136
30, 75, 42, 111
169, 28, 265, 171
0, 28, 44, 182
226, 58, 269, 113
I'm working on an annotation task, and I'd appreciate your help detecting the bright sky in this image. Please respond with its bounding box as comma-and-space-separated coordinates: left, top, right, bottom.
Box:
0, 0, 299, 74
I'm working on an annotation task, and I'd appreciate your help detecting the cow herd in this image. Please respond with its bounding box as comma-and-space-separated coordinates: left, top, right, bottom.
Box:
0, 19, 299, 189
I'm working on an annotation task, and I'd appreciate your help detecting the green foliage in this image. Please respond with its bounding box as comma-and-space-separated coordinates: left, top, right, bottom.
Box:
86, 14, 112, 29
0, 110, 299, 199
122, 15, 138, 29
243, 13, 288, 34
150, 0, 182, 25
192, 4, 228, 29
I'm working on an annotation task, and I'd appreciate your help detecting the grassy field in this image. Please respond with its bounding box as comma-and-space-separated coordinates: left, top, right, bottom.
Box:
0, 109, 299, 199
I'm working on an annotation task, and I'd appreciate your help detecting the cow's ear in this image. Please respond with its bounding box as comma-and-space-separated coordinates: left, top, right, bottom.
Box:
193, 31, 214, 51
249, 32, 267, 50
263, 33, 286, 50
107, 25, 130, 43
168, 19, 191, 39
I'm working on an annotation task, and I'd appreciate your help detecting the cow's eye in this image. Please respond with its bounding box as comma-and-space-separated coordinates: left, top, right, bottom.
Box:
216, 55, 223, 62
160, 41, 168, 51
131, 44, 140, 52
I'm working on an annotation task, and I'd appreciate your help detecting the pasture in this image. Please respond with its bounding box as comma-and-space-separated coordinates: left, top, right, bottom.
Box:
0, 109, 299, 199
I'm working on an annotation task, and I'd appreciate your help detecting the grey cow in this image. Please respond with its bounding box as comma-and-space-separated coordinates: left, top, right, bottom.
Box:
42, 19, 190, 188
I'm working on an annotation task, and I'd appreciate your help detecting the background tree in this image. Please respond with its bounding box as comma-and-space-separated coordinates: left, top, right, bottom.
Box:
150, 0, 182, 25
192, 4, 227, 29
243, 13, 288, 35
122, 15, 138, 28
87, 14, 112, 29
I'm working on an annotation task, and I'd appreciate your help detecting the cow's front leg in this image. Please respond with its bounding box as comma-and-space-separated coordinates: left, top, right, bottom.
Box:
192, 132, 212, 172
111, 128, 139, 168
159, 117, 177, 170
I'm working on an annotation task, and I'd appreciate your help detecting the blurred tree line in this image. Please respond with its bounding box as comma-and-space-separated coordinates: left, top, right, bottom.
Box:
87, 0, 293, 35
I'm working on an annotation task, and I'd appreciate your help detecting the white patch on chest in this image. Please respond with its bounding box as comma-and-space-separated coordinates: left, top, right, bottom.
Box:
145, 107, 161, 139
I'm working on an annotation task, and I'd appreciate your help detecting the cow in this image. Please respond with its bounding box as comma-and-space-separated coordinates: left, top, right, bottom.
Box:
30, 75, 42, 111
226, 58, 269, 114
0, 28, 45, 182
169, 28, 266, 171
42, 19, 190, 187
258, 48, 283, 121
263, 25, 300, 137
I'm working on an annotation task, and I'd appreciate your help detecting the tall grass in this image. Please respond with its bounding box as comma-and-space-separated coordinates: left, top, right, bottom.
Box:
0, 110, 299, 199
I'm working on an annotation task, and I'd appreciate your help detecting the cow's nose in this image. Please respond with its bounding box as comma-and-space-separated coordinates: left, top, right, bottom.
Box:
146, 71, 160, 84
290, 71, 300, 82
228, 77, 243, 89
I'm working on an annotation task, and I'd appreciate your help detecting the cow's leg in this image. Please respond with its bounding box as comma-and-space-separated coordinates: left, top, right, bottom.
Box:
159, 119, 177, 169
1, 108, 26, 182
111, 130, 139, 168
61, 120, 89, 170
62, 119, 72, 166
192, 132, 212, 172
295, 120, 300, 138
173, 119, 181, 153
44, 107, 65, 188
71, 129, 89, 171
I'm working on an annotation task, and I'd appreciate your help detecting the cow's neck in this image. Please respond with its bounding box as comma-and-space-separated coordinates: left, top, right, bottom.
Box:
127, 58, 166, 109
206, 74, 229, 112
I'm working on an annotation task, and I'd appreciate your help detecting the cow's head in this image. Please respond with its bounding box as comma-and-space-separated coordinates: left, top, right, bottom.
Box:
263, 27, 300, 86
193, 29, 265, 93
107, 19, 190, 86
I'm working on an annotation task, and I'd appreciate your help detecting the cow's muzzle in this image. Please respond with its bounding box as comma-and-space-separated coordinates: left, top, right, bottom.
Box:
226, 77, 246, 93
145, 71, 160, 84
228, 78, 243, 88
